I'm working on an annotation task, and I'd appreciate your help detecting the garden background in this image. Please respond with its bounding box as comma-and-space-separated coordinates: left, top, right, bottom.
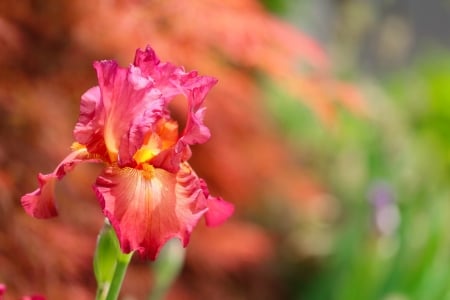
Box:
1, 0, 450, 299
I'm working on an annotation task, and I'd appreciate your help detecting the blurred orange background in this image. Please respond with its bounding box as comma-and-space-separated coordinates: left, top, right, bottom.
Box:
0, 1, 363, 299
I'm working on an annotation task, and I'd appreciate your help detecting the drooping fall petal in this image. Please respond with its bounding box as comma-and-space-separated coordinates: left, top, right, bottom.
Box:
88, 60, 166, 166
199, 179, 235, 226
94, 163, 209, 259
21, 148, 99, 218
204, 196, 235, 227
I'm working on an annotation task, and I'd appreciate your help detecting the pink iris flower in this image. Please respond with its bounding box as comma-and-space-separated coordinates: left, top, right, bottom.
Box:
21, 46, 234, 260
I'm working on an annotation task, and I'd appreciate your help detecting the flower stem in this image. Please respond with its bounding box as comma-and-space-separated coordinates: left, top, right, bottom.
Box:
94, 221, 133, 300
104, 252, 133, 300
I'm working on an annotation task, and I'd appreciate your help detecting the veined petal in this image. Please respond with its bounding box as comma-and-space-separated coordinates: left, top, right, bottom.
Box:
94, 163, 208, 260
21, 148, 99, 218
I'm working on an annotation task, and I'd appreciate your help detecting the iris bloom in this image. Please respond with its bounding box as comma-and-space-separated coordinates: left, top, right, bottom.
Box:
21, 46, 234, 260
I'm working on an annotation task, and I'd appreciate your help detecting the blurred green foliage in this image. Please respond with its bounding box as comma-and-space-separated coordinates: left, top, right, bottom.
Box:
264, 51, 450, 300
259, 0, 288, 14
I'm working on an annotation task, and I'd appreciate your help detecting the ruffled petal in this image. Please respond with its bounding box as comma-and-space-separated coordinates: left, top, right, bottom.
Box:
91, 59, 166, 166
75, 46, 217, 169
94, 163, 209, 260
149, 146, 192, 174
133, 46, 217, 147
21, 148, 97, 218
133, 47, 184, 99
199, 179, 235, 226
134, 46, 217, 100
177, 72, 217, 146
21, 173, 58, 218
73, 86, 108, 158
180, 106, 210, 147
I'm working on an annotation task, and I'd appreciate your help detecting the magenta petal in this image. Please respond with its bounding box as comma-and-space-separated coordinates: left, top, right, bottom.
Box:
94, 164, 208, 260
73, 86, 107, 156
119, 97, 165, 166
21, 173, 58, 218
76, 46, 217, 166
91, 59, 166, 165
199, 179, 234, 226
21, 296, 46, 300
132, 47, 160, 77
133, 47, 186, 99
204, 196, 235, 227
21, 148, 96, 218
180, 106, 211, 147
133, 46, 217, 146
179, 75, 218, 147
0, 283, 5, 298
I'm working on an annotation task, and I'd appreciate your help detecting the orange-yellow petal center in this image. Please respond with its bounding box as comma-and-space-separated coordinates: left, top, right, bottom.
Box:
133, 119, 179, 165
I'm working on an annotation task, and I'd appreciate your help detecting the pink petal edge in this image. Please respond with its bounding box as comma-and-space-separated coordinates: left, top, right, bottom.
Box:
21, 148, 98, 218
134, 46, 218, 147
199, 178, 234, 226
204, 196, 235, 227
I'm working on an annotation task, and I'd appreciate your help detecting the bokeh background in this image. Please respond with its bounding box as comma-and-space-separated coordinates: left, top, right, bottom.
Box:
1, 0, 450, 299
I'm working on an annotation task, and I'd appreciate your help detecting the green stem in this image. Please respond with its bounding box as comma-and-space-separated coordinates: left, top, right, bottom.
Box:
105, 252, 133, 300
94, 221, 133, 300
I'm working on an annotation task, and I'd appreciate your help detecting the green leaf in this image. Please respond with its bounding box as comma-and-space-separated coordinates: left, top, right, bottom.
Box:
94, 222, 120, 286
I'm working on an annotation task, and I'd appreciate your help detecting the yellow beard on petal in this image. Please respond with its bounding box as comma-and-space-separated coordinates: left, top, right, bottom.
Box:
70, 142, 106, 161
133, 119, 179, 166
141, 163, 155, 179
70, 142, 86, 151
133, 146, 160, 165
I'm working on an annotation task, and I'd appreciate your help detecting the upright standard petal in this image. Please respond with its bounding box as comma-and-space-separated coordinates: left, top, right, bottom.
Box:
73, 86, 108, 159
75, 46, 218, 168
91, 60, 166, 166
94, 163, 209, 260
133, 47, 218, 147
21, 148, 99, 218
